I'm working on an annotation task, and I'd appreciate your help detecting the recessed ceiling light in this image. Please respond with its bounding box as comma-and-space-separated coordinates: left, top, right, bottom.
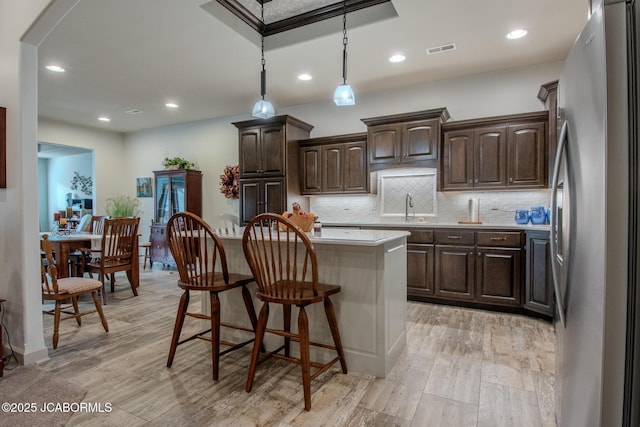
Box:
98, 117, 111, 122
298, 73, 312, 81
45, 65, 65, 73
165, 103, 179, 108
389, 54, 406, 63
506, 29, 528, 39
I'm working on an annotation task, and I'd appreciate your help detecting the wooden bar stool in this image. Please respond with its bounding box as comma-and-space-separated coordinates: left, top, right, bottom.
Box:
242, 213, 348, 411
165, 212, 260, 381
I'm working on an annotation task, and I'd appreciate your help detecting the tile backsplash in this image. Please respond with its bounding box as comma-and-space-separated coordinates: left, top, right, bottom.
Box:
309, 168, 551, 225
379, 168, 437, 217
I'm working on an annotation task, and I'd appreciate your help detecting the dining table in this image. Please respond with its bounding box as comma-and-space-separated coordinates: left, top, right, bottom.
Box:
40, 233, 102, 278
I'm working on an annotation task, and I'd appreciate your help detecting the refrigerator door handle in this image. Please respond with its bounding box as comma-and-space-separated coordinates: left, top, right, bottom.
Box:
550, 120, 568, 327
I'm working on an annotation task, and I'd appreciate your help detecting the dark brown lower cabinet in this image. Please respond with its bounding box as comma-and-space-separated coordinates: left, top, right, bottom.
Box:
524, 230, 554, 317
404, 228, 524, 311
476, 248, 521, 306
239, 178, 285, 224
407, 243, 435, 297
435, 245, 476, 300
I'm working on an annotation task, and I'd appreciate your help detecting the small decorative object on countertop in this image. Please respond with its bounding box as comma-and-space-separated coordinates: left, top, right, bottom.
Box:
515, 208, 530, 224
530, 205, 546, 224
281, 202, 317, 232
313, 220, 322, 236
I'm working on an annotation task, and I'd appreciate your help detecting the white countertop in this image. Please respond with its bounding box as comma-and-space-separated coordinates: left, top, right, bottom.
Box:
217, 228, 410, 247
322, 221, 550, 232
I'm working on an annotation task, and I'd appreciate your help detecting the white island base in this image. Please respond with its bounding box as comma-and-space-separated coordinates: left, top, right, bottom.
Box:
209, 228, 409, 378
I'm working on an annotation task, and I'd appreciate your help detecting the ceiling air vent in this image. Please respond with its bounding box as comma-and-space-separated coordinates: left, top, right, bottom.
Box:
426, 43, 457, 55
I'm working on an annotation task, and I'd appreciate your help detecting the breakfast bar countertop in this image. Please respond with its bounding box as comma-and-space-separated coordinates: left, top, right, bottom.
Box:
217, 228, 410, 246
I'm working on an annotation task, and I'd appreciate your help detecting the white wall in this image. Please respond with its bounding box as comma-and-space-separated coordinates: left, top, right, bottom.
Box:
44, 152, 93, 231
38, 119, 127, 217
0, 0, 59, 365
124, 118, 245, 235
37, 158, 49, 231
277, 61, 563, 137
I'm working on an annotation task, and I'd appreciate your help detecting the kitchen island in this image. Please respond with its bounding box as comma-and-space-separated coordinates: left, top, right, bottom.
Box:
212, 227, 410, 378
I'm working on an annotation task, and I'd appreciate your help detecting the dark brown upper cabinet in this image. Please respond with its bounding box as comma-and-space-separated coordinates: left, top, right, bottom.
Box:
234, 115, 314, 179
298, 133, 368, 195
233, 115, 313, 224
361, 108, 450, 171
441, 111, 548, 191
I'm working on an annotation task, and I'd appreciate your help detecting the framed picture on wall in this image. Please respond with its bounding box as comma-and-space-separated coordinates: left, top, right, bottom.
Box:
0, 107, 6, 188
136, 177, 152, 198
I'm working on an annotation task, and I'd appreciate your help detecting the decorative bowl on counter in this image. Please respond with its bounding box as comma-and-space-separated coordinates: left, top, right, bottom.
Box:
280, 202, 317, 232
515, 209, 530, 224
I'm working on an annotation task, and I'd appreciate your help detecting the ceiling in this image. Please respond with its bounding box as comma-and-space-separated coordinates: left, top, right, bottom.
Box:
37, 0, 588, 134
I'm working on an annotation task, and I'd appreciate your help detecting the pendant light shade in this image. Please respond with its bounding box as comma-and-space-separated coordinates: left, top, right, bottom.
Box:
334, 0, 355, 106
252, 99, 275, 119
252, 2, 275, 119
334, 84, 355, 106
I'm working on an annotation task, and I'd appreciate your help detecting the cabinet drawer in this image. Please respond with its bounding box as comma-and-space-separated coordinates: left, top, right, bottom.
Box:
476, 231, 522, 248
434, 230, 475, 245
408, 229, 434, 244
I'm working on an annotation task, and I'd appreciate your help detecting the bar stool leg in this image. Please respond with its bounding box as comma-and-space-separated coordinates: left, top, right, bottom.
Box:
246, 302, 269, 393
298, 306, 311, 411
167, 290, 190, 367
210, 291, 221, 381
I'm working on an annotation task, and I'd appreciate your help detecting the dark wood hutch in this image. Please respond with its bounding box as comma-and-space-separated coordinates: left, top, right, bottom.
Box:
149, 169, 202, 267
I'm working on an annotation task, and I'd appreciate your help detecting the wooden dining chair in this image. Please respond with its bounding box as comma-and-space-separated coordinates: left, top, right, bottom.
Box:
41, 234, 109, 349
242, 213, 348, 411
165, 212, 260, 381
69, 215, 110, 277
85, 217, 140, 304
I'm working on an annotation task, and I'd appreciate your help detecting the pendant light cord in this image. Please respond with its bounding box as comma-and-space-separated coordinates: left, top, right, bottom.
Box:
260, 1, 266, 100
342, 0, 348, 84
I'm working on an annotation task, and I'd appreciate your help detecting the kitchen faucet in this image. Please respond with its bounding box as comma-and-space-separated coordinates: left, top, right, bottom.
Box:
405, 193, 414, 221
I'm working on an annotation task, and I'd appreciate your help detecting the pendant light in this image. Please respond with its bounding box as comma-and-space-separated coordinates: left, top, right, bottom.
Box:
333, 0, 355, 106
252, 1, 275, 119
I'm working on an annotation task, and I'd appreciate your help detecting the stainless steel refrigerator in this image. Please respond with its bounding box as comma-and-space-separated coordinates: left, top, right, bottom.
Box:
551, 1, 636, 425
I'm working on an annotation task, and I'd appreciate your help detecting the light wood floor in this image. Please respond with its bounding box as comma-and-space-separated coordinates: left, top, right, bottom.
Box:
31, 264, 556, 426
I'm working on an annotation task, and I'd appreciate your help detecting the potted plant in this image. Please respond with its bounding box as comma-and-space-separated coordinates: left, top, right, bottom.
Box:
162, 156, 197, 170
105, 195, 142, 217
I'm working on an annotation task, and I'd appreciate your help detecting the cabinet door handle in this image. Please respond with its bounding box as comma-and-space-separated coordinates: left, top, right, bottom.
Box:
386, 244, 405, 253
468, 179, 472, 184
490, 237, 508, 241
447, 235, 462, 240
509, 177, 513, 183
475, 179, 478, 184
